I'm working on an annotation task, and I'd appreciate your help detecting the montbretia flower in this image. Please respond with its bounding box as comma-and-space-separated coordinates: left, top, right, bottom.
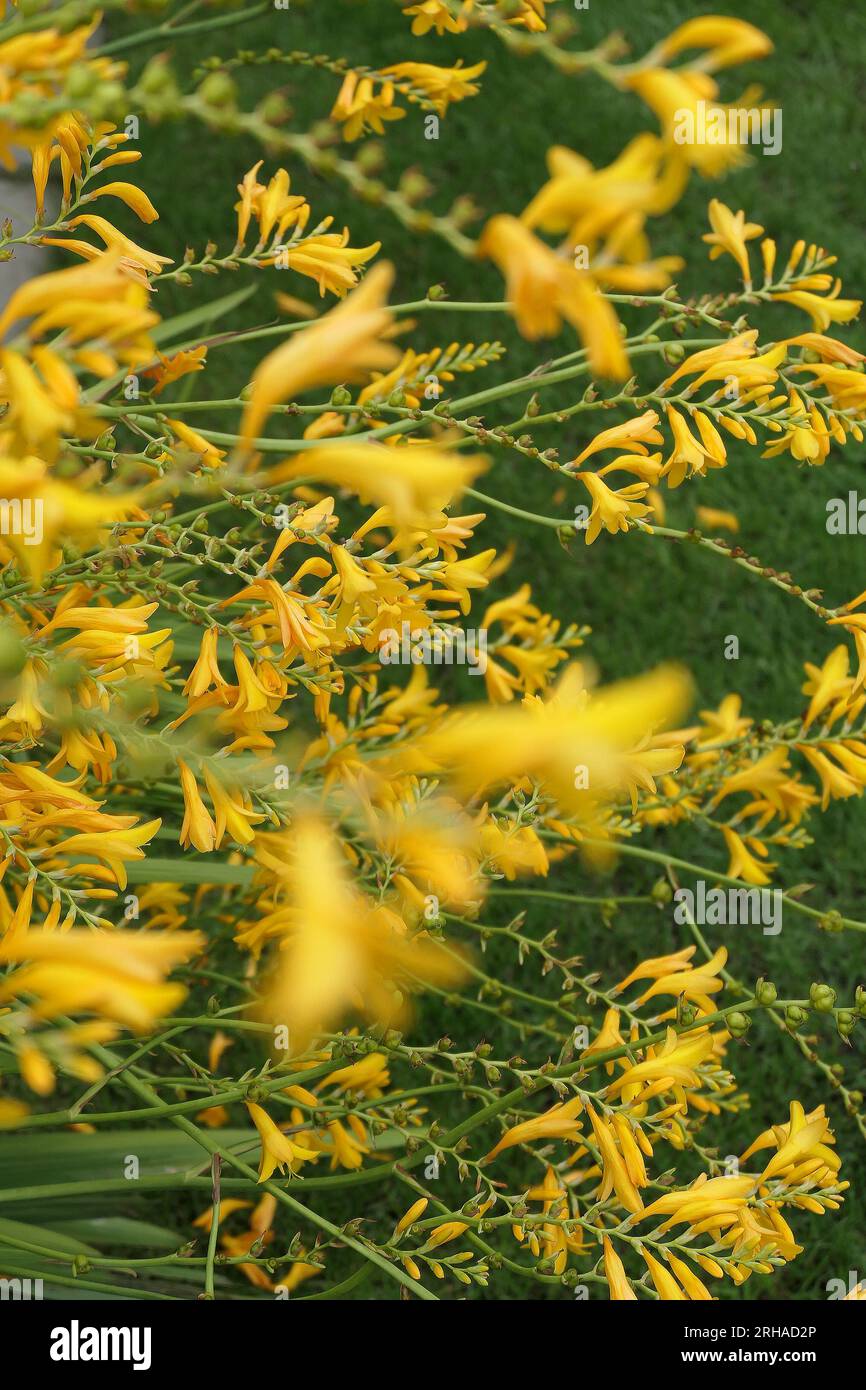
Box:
477, 215, 629, 379
0, 929, 204, 1031
330, 73, 407, 141
382, 60, 486, 114
721, 826, 775, 885
577, 471, 653, 543
42, 214, 173, 278
239, 261, 400, 446
602, 1236, 637, 1300
271, 442, 486, 537
702, 198, 764, 286
604, 1027, 716, 1102
245, 1102, 319, 1181
483, 1094, 584, 1161
402, 0, 473, 36
585, 1103, 645, 1214
655, 16, 773, 72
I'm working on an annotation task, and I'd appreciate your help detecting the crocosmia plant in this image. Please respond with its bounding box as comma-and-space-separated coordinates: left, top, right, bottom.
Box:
0, 0, 864, 1307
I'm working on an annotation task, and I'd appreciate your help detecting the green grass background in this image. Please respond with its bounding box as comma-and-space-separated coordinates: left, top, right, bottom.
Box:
15, 0, 866, 1299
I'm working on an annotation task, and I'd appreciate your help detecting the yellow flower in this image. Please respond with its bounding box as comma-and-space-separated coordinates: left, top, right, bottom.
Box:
637, 1171, 755, 1229
394, 1197, 428, 1236
761, 390, 830, 465
665, 1250, 713, 1300
585, 1103, 645, 1214
571, 411, 663, 467
477, 214, 629, 378
245, 1102, 318, 1181
238, 164, 308, 246
701, 694, 752, 742
0, 346, 84, 461
325, 1118, 369, 1170
626, 69, 768, 177
721, 826, 775, 885
506, 0, 551, 32
605, 1026, 715, 1101
695, 505, 739, 533
828, 591, 866, 696
771, 285, 861, 332
424, 1198, 493, 1249
42, 213, 173, 277
240, 261, 400, 445
660, 329, 759, 389
19, 1042, 55, 1095
797, 745, 860, 809
801, 645, 852, 731
757, 1101, 838, 1185
46, 817, 162, 890
254, 817, 466, 1051
579, 1007, 625, 1075
614, 945, 697, 995
331, 72, 406, 141
656, 16, 772, 71
522, 134, 687, 243
578, 471, 653, 544
702, 198, 764, 286
479, 821, 548, 879
0, 928, 203, 1031
632, 946, 727, 1014
406, 663, 690, 817
183, 628, 228, 699
602, 1236, 637, 1300
272, 442, 486, 537
0, 253, 158, 375
144, 347, 207, 395
402, 1, 473, 37
640, 1246, 685, 1300
178, 760, 217, 853
483, 1094, 583, 1161
0, 1099, 29, 1128
382, 60, 486, 114
274, 225, 381, 297
79, 180, 159, 223
202, 768, 265, 848
192, 1199, 252, 1232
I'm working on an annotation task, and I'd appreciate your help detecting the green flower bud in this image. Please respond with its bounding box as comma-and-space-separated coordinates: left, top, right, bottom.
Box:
651, 878, 673, 905
137, 58, 176, 97
809, 982, 837, 1012
818, 909, 844, 933
90, 81, 127, 123
785, 1004, 809, 1028
755, 977, 778, 1006
64, 63, 98, 102
259, 93, 289, 124
199, 72, 237, 109
836, 1010, 857, 1038
726, 1010, 751, 1038
0, 625, 26, 679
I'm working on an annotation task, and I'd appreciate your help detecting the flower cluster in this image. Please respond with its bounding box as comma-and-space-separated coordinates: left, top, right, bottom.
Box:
0, 2, 862, 1303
